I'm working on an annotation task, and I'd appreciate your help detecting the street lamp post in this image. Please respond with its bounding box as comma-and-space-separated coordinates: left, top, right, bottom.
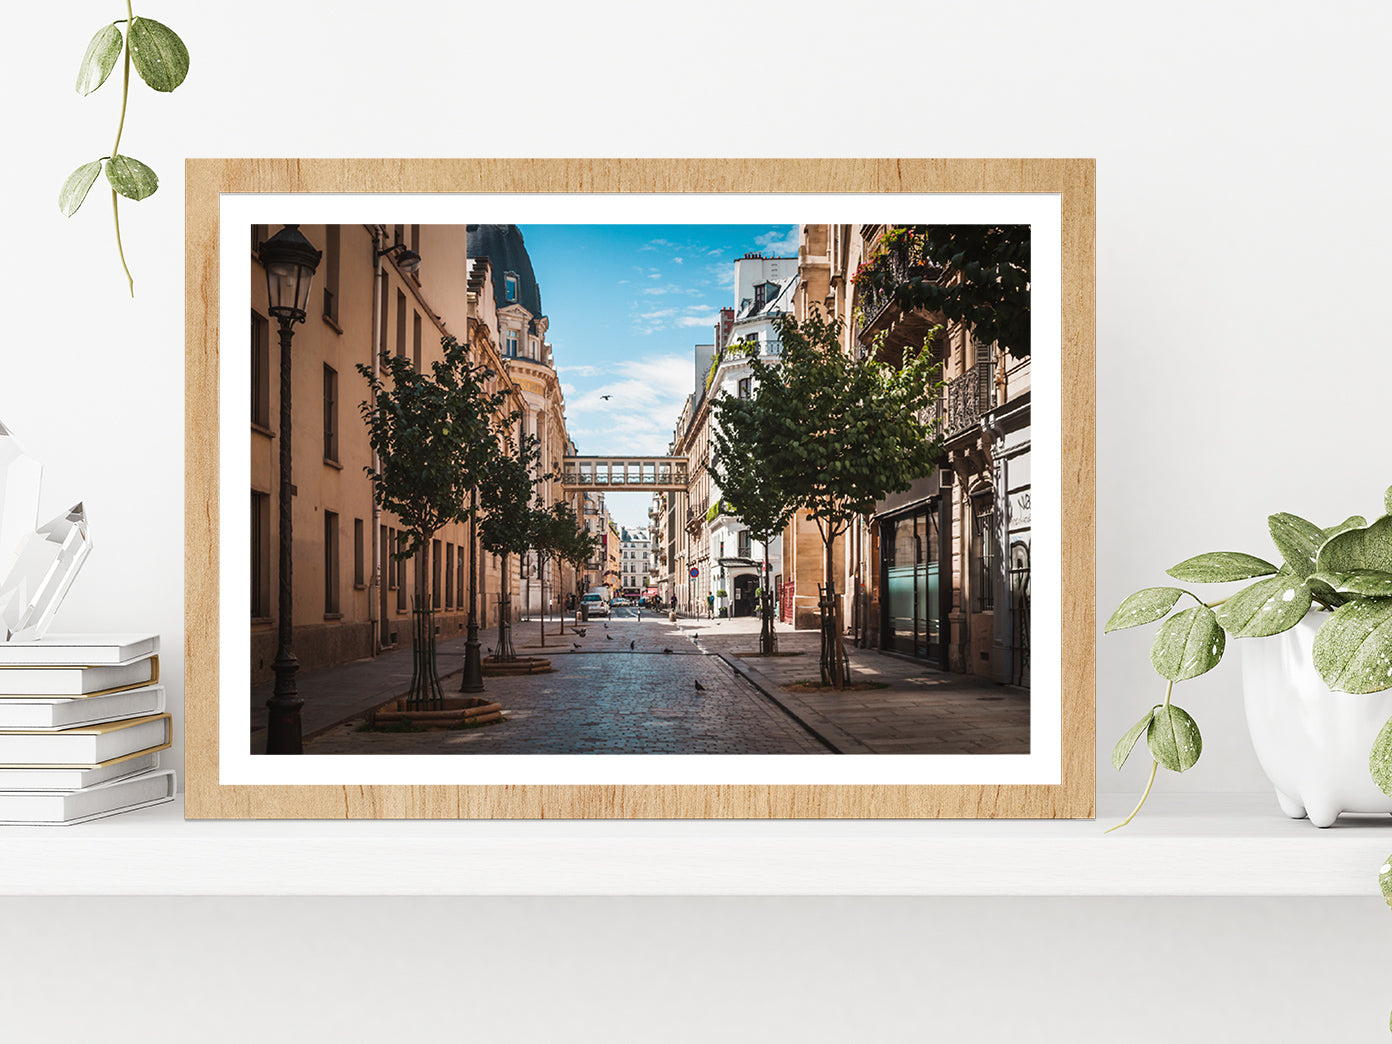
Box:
259, 225, 321, 755
460, 486, 485, 693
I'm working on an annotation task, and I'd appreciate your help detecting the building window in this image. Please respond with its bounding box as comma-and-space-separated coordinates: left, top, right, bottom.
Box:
972, 491, 996, 613
322, 364, 338, 462
251, 491, 270, 618
251, 311, 270, 428
322, 225, 340, 325
379, 277, 389, 357
445, 544, 455, 608
324, 511, 341, 615
504, 274, 518, 302
393, 224, 404, 248
505, 330, 518, 357
457, 546, 466, 611
353, 518, 365, 588
432, 540, 442, 610
396, 290, 407, 359
737, 530, 752, 560
737, 377, 751, 400
754, 283, 767, 308
397, 535, 409, 613
413, 311, 422, 371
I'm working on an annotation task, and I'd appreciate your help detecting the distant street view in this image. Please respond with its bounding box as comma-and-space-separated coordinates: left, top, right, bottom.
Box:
249, 223, 1031, 756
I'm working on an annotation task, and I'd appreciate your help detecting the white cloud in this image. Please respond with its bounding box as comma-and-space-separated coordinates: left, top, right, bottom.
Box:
566, 353, 693, 455
617, 279, 629, 285
677, 314, 717, 328
557, 364, 606, 378
648, 272, 662, 279
755, 226, 799, 255
673, 257, 684, 264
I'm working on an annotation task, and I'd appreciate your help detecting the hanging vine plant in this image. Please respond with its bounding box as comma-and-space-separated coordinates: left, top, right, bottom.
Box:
59, 6, 189, 296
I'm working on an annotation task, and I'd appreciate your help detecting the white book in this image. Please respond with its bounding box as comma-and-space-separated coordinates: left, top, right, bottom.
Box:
0, 750, 161, 790
0, 769, 176, 825
0, 633, 159, 667
0, 655, 158, 696
0, 714, 171, 767
0, 685, 165, 730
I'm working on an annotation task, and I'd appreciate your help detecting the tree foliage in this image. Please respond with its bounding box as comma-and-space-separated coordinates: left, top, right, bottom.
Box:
357, 336, 515, 562
747, 311, 945, 544
477, 433, 545, 561
710, 383, 798, 545
860, 225, 1030, 360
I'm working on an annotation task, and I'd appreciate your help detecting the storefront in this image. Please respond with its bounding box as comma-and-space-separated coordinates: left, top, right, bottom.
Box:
874, 472, 950, 670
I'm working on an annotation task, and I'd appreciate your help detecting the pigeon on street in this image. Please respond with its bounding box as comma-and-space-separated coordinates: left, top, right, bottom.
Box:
694, 680, 705, 691
572, 642, 580, 650
662, 648, 672, 654
606, 634, 613, 641
630, 639, 635, 650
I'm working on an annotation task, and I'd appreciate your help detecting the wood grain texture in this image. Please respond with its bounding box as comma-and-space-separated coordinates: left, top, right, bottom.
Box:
185, 158, 1095, 820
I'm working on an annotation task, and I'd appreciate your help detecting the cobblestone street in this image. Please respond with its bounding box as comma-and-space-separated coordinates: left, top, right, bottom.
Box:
302, 612, 828, 754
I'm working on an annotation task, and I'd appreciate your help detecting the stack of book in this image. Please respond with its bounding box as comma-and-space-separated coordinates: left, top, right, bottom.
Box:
0, 633, 173, 825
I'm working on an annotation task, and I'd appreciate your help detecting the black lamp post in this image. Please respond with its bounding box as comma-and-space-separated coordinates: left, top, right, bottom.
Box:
259, 225, 322, 755
460, 486, 485, 693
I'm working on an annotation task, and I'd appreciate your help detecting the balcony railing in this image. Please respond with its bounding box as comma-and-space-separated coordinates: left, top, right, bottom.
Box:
856, 236, 944, 332
942, 356, 997, 438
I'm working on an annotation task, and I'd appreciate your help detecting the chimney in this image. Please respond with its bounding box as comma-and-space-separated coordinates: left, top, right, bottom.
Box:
718, 308, 734, 351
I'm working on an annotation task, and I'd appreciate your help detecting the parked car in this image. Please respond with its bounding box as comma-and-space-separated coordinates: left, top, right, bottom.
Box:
611, 597, 630, 607
580, 592, 610, 617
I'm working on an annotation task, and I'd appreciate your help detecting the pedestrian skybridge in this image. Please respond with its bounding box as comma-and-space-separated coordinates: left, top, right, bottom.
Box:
561, 456, 688, 492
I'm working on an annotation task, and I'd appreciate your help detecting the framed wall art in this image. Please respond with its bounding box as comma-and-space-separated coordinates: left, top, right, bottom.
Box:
184, 157, 1095, 819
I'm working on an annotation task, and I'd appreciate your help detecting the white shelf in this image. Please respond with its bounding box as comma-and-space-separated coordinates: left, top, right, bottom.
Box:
0, 794, 1387, 896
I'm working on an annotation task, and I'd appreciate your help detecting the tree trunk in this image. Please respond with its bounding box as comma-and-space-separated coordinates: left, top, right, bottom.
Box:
821, 530, 847, 689
761, 540, 776, 655
538, 550, 547, 648
496, 552, 515, 660
407, 536, 445, 709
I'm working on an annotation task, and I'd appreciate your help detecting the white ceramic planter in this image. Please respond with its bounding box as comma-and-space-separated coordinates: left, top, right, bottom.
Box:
1241, 613, 1392, 827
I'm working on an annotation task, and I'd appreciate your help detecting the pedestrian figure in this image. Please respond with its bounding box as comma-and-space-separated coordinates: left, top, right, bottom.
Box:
707, 593, 714, 618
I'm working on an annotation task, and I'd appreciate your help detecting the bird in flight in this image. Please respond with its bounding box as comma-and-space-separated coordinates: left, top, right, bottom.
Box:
601, 394, 612, 400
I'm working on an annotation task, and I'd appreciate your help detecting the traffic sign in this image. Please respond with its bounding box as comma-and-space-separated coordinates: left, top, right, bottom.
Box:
689, 566, 699, 578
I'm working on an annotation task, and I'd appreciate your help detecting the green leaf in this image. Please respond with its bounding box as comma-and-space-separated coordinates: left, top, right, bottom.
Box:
1380, 850, 1392, 910
127, 17, 189, 92
1214, 575, 1312, 638
1267, 513, 1325, 580
104, 155, 158, 201
1304, 573, 1349, 610
1316, 514, 1392, 575
1150, 606, 1226, 681
1147, 704, 1202, 772
1308, 570, 1392, 599
1112, 709, 1156, 770
1371, 717, 1392, 798
1312, 598, 1392, 694
58, 160, 104, 217
1324, 515, 1367, 540
1104, 588, 1185, 633
1166, 551, 1278, 583
75, 24, 123, 95
1385, 486, 1391, 516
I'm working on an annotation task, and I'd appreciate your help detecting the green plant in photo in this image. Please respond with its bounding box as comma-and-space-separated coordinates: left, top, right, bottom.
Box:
60, 5, 189, 295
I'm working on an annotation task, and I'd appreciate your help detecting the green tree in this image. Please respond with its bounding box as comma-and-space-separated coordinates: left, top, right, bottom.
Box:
477, 433, 545, 661
748, 311, 945, 686
859, 225, 1030, 360
530, 499, 597, 644
711, 373, 799, 655
357, 336, 515, 708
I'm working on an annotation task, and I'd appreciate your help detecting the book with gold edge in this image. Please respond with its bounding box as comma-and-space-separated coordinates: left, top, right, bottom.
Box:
0, 633, 158, 666
0, 655, 158, 696
0, 714, 171, 767
0, 749, 161, 790
0, 684, 165, 730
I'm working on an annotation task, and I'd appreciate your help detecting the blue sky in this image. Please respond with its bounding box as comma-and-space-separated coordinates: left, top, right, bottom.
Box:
518, 224, 799, 531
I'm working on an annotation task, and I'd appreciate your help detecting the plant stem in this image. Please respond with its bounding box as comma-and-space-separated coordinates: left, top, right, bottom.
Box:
1107, 679, 1175, 832
111, 0, 135, 296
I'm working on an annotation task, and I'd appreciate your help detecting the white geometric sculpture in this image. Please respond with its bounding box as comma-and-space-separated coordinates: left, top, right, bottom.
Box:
0, 421, 42, 575
0, 422, 92, 643
0, 503, 92, 642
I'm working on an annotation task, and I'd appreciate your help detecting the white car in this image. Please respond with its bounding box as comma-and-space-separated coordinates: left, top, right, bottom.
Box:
581, 592, 609, 617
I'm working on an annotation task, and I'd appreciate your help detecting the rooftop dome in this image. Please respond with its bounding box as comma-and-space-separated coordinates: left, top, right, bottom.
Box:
467, 224, 544, 323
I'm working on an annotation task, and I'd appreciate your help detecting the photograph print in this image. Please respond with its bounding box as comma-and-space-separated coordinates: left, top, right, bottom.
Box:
248, 220, 1034, 760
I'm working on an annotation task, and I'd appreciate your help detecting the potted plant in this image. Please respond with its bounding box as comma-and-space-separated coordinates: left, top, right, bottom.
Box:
1105, 485, 1392, 947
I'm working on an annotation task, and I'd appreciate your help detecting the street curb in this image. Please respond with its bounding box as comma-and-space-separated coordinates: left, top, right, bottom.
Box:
712, 652, 874, 755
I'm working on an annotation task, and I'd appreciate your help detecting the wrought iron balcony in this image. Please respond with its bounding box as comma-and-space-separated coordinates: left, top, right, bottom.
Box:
855, 235, 944, 333
942, 357, 997, 438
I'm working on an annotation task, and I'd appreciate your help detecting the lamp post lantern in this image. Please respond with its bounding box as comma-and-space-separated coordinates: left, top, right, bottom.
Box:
259, 225, 321, 755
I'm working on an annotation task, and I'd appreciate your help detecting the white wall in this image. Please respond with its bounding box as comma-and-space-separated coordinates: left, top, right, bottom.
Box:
3, 2, 1388, 1040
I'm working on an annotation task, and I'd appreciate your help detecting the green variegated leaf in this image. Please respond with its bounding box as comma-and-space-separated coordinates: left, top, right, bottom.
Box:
76, 24, 123, 95
1166, 551, 1278, 583
1112, 708, 1156, 770
1214, 575, 1312, 638
1308, 570, 1392, 599
1304, 573, 1350, 609
1105, 588, 1185, 633
105, 155, 158, 200
1150, 606, 1226, 681
1380, 850, 1392, 909
1385, 486, 1391, 515
1267, 512, 1325, 579
1316, 514, 1392, 575
128, 17, 189, 92
58, 160, 104, 217
1324, 515, 1367, 540
1147, 704, 1202, 772
1371, 716, 1392, 798
1312, 598, 1392, 694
